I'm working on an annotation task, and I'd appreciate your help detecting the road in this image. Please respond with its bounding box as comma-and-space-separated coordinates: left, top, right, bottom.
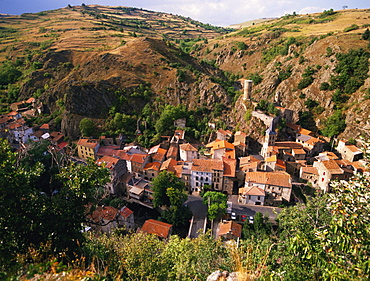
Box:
185, 194, 282, 238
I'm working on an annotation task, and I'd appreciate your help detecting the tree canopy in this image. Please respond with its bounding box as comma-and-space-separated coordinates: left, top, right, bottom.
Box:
202, 191, 227, 221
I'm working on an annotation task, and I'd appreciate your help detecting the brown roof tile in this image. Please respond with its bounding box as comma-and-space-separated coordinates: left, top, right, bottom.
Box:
246, 171, 292, 188
218, 221, 242, 238
192, 159, 223, 172
140, 219, 172, 238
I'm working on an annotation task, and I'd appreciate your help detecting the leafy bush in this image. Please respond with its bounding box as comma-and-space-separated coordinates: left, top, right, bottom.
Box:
247, 72, 263, 85
320, 82, 330, 91
0, 62, 22, 86
304, 98, 319, 109
344, 24, 359, 32
298, 76, 313, 89
321, 110, 346, 137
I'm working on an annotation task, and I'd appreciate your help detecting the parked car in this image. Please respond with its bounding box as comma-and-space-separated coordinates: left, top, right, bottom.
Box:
226, 201, 232, 214
231, 212, 237, 220
241, 215, 247, 222
249, 216, 254, 224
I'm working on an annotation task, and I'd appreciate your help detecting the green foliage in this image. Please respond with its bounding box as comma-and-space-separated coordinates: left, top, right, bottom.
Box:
330, 48, 369, 95
304, 98, 319, 109
202, 191, 227, 221
154, 104, 187, 136
297, 111, 317, 132
320, 9, 336, 17
242, 212, 271, 239
256, 99, 280, 116
344, 24, 359, 32
247, 72, 263, 85
298, 66, 316, 89
0, 61, 22, 86
277, 65, 293, 82
321, 110, 346, 137
362, 28, 370, 40
152, 171, 186, 208
236, 41, 247, 50
79, 118, 96, 137
0, 140, 109, 271
320, 82, 330, 91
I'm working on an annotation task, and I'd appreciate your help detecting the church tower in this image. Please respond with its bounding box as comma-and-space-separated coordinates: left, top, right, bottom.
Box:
261, 121, 277, 157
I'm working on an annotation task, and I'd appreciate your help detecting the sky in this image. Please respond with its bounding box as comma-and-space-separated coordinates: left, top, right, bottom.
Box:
1, 0, 368, 26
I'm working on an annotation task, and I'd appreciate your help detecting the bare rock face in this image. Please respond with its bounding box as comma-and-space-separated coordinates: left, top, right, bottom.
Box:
206, 270, 250, 281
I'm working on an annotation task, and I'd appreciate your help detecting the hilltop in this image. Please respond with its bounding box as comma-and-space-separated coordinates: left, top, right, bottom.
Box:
0, 6, 370, 142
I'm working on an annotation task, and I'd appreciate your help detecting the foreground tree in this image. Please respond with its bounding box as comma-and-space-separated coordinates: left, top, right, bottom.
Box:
202, 191, 227, 221
275, 148, 370, 280
0, 140, 110, 271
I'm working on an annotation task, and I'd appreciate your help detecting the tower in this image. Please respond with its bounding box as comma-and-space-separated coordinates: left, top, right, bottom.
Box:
243, 80, 253, 100
261, 121, 277, 158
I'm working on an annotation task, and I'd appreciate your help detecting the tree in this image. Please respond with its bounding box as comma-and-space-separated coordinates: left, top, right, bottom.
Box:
152, 171, 186, 208
321, 110, 346, 137
0, 140, 110, 271
362, 28, 370, 40
202, 191, 227, 221
79, 118, 96, 137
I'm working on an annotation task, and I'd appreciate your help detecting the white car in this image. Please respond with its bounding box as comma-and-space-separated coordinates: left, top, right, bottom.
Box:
231, 212, 237, 220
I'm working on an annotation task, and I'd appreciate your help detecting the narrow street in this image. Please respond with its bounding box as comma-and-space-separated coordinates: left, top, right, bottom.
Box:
185, 194, 282, 238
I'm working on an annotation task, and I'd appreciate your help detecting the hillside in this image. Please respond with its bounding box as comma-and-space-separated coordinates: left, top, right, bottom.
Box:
1, 6, 370, 142
194, 9, 370, 140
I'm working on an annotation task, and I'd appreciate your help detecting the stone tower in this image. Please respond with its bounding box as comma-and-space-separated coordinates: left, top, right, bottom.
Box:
243, 80, 253, 100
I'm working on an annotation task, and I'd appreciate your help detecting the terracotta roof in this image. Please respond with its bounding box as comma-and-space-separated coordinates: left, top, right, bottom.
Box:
233, 141, 247, 147
241, 162, 258, 172
322, 160, 344, 174
298, 128, 315, 136
26, 97, 36, 103
246, 171, 292, 188
166, 145, 178, 159
218, 221, 242, 238
144, 161, 161, 171
301, 166, 319, 175
140, 219, 172, 238
40, 123, 49, 130
292, 149, 306, 155
180, 143, 197, 152
239, 186, 265, 196
275, 141, 303, 149
77, 138, 99, 149
57, 142, 68, 149
119, 206, 133, 218
50, 131, 64, 142
6, 111, 19, 116
239, 156, 262, 166
114, 150, 131, 161
89, 206, 118, 222
152, 148, 167, 162
276, 159, 286, 169
351, 161, 368, 173
160, 158, 178, 173
223, 157, 236, 177
97, 147, 120, 157
346, 144, 362, 154
306, 136, 323, 146
217, 128, 232, 136
32, 130, 44, 138
96, 156, 120, 169
192, 159, 223, 172
206, 140, 235, 150
130, 154, 148, 164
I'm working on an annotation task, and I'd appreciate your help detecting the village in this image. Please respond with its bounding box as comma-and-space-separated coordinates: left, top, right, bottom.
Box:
0, 80, 367, 241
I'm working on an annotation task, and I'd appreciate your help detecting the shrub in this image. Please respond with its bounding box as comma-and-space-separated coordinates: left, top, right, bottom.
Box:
344, 24, 359, 32
320, 82, 330, 91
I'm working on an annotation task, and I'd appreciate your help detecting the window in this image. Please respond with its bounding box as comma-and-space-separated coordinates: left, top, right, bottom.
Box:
257, 196, 260, 200
322, 178, 324, 182
323, 172, 326, 175
196, 176, 198, 180
196, 182, 199, 186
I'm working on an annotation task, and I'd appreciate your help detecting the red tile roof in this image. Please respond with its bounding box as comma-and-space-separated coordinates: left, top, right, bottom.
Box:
301, 166, 319, 175
218, 221, 242, 238
144, 162, 161, 171
96, 156, 120, 169
130, 154, 148, 164
240, 186, 265, 196
89, 206, 119, 222
77, 138, 99, 149
40, 123, 49, 130
140, 219, 172, 238
246, 171, 292, 188
322, 160, 344, 174
160, 158, 178, 173
192, 159, 223, 172
223, 157, 236, 177
119, 206, 133, 218
180, 143, 197, 152
26, 97, 36, 103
